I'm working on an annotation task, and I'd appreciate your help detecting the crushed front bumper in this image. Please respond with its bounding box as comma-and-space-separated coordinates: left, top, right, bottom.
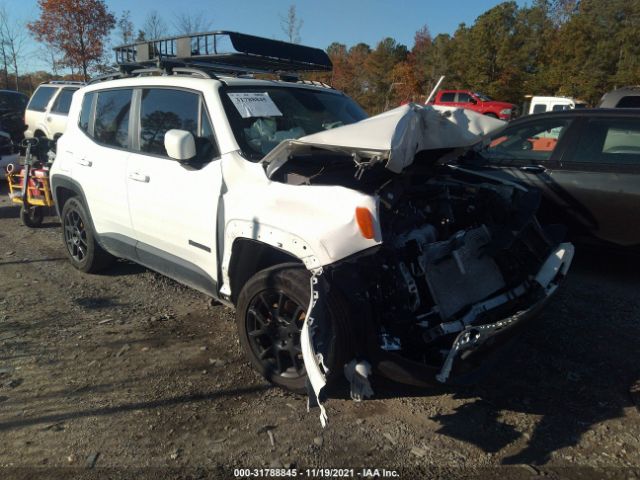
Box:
301, 242, 574, 425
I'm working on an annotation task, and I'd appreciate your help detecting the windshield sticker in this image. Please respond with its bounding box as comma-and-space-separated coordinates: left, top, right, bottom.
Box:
228, 92, 283, 118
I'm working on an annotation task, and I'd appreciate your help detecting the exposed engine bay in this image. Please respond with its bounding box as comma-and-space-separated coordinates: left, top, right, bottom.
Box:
261, 104, 573, 425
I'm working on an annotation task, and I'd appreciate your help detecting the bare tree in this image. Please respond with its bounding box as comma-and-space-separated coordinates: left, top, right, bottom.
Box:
280, 4, 303, 44
172, 11, 213, 35
0, 5, 28, 90
143, 11, 168, 41
117, 10, 135, 45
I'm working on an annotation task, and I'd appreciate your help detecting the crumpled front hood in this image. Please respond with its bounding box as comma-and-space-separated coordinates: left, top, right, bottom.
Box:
263, 103, 505, 176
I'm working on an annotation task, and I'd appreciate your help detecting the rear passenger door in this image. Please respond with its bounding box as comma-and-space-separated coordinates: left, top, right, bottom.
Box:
126, 87, 222, 294
551, 117, 640, 246
72, 88, 135, 243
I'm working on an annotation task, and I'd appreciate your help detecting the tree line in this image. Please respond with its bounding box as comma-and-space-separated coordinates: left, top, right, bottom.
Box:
310, 0, 640, 113
5, 0, 640, 113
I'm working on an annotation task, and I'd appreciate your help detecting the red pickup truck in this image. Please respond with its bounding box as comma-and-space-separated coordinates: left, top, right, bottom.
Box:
430, 90, 516, 120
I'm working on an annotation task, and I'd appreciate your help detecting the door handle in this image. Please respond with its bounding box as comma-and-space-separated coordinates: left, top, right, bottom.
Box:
128, 172, 150, 183
76, 158, 92, 167
519, 165, 546, 174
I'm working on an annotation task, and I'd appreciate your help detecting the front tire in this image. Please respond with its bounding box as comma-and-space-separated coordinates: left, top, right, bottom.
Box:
61, 197, 114, 273
236, 264, 350, 393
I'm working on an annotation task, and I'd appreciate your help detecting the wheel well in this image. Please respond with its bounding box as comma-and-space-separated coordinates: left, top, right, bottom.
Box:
228, 238, 303, 304
54, 186, 77, 213
34, 130, 46, 138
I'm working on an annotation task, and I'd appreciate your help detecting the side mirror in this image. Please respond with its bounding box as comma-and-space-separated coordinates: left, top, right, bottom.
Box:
164, 129, 196, 161
469, 97, 478, 105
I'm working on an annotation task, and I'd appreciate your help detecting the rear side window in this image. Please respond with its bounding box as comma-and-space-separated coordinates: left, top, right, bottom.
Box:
94, 89, 132, 148
79, 92, 95, 133
27, 86, 57, 112
532, 104, 546, 114
615, 96, 640, 108
440, 92, 455, 102
51, 88, 77, 115
572, 119, 640, 164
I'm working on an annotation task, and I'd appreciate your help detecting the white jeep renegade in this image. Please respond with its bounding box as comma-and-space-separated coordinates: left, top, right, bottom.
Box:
50, 32, 573, 416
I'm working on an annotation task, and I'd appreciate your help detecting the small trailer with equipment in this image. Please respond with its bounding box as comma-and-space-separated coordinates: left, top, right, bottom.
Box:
6, 137, 56, 227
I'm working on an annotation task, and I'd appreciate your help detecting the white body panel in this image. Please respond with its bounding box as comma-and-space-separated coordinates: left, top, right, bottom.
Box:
50, 75, 504, 300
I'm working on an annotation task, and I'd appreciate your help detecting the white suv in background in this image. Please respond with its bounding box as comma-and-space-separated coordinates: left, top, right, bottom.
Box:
49, 32, 573, 421
25, 81, 84, 140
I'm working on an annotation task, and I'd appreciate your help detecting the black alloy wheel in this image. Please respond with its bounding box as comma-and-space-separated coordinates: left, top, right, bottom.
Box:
245, 289, 306, 381
64, 207, 88, 263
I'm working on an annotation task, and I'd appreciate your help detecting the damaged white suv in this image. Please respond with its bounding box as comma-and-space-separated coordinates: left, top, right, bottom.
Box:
50, 32, 573, 419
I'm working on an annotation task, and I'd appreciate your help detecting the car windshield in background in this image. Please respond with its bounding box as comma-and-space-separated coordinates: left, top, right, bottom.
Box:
221, 86, 368, 160
474, 92, 493, 101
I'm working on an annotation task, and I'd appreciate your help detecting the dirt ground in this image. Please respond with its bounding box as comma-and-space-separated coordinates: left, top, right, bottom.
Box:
0, 183, 639, 480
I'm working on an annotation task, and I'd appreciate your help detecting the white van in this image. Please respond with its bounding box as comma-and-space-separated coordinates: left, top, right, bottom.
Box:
528, 96, 587, 115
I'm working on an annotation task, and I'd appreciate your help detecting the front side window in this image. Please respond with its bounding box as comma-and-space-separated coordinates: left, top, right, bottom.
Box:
51, 88, 77, 115
27, 86, 57, 112
572, 118, 640, 164
94, 89, 132, 148
457, 92, 472, 103
440, 92, 455, 103
139, 88, 200, 156
480, 118, 572, 163
221, 86, 367, 160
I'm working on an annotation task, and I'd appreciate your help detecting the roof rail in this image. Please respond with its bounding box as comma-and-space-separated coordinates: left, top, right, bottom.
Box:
114, 31, 332, 76
46, 80, 85, 86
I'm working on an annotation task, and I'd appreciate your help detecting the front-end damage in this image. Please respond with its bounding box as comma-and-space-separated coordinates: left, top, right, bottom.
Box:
261, 104, 574, 424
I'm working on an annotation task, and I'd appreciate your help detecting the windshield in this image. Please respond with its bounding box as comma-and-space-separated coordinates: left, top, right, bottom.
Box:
221, 86, 368, 160
474, 92, 493, 102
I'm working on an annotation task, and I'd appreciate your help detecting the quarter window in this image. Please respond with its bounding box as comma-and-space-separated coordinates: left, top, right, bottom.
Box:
532, 104, 546, 114
27, 86, 57, 112
79, 92, 95, 134
615, 96, 640, 108
572, 119, 640, 164
94, 89, 132, 148
51, 88, 77, 115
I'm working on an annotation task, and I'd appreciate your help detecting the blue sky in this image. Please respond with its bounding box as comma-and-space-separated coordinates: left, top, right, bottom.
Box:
15, 0, 528, 72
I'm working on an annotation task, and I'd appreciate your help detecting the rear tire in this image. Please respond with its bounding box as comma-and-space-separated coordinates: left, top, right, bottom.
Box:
61, 197, 114, 273
236, 264, 351, 394
20, 206, 44, 228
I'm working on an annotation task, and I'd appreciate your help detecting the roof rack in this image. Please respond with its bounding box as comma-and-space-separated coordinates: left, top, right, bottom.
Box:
114, 31, 332, 77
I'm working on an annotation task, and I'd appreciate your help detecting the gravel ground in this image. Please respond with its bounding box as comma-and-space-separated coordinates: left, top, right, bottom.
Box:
0, 184, 639, 480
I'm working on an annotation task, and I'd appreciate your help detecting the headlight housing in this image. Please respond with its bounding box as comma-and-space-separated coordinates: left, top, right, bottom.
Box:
500, 108, 512, 116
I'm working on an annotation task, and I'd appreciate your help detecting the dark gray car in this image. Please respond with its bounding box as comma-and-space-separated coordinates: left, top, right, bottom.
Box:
466, 109, 640, 248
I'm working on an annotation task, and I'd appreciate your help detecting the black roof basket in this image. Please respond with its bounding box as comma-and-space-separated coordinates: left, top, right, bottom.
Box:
114, 31, 332, 75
